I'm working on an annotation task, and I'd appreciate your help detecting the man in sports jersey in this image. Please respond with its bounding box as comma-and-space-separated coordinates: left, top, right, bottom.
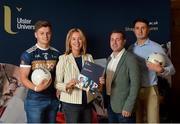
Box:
19, 20, 60, 123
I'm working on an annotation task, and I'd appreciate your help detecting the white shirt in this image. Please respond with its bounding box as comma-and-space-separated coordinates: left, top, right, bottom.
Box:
106, 48, 125, 95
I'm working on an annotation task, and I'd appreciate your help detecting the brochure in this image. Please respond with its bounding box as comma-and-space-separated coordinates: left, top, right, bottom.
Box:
76, 61, 104, 94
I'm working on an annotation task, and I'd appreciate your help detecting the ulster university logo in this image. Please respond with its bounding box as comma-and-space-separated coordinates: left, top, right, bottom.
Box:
3, 5, 35, 35
4, 5, 17, 34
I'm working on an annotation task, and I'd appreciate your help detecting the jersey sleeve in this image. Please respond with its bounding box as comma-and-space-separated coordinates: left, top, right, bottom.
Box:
19, 51, 31, 67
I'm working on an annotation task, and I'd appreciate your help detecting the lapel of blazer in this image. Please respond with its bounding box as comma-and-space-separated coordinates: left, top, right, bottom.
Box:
82, 54, 88, 66
67, 53, 80, 72
105, 56, 112, 78
112, 51, 127, 81
106, 56, 112, 66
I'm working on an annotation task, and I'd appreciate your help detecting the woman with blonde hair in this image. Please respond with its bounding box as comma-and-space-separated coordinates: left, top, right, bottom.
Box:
55, 28, 104, 123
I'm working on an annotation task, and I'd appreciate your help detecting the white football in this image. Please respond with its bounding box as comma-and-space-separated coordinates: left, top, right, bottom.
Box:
31, 68, 51, 85
147, 52, 166, 66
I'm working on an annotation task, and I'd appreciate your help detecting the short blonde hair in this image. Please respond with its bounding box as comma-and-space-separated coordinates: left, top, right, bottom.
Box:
65, 28, 87, 55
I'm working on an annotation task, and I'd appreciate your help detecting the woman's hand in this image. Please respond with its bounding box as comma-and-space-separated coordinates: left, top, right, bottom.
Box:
98, 76, 105, 91
66, 79, 77, 92
56, 90, 61, 99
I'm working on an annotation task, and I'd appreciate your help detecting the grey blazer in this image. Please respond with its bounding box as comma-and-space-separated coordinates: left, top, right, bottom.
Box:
105, 50, 140, 113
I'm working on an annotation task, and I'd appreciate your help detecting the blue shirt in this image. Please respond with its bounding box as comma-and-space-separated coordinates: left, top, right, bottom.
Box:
20, 44, 60, 99
129, 39, 175, 87
74, 56, 87, 104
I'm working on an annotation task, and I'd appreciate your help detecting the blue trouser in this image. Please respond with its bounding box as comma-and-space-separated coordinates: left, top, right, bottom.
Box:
24, 98, 59, 123
107, 97, 135, 123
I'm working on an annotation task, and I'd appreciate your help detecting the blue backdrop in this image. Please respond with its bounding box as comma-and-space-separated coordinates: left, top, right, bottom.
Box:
0, 0, 171, 65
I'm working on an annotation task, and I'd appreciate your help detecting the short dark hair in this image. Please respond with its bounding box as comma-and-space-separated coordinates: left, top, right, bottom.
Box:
111, 29, 126, 39
133, 18, 149, 27
34, 20, 52, 32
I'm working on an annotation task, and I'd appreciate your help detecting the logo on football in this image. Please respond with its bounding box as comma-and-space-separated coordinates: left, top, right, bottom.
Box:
147, 52, 166, 66
31, 68, 51, 85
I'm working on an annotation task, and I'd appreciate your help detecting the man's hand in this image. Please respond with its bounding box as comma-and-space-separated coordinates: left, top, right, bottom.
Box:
122, 110, 131, 117
146, 61, 164, 73
34, 78, 52, 92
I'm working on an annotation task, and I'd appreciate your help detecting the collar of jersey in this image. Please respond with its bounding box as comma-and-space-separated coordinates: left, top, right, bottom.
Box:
36, 43, 50, 51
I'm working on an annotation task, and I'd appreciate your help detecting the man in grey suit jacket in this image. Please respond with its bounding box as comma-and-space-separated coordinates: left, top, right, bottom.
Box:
104, 30, 140, 123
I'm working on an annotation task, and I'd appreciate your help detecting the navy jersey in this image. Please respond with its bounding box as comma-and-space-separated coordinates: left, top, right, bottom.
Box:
20, 44, 60, 99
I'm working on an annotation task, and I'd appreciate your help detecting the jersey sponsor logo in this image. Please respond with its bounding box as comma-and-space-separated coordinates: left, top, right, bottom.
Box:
31, 60, 57, 71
